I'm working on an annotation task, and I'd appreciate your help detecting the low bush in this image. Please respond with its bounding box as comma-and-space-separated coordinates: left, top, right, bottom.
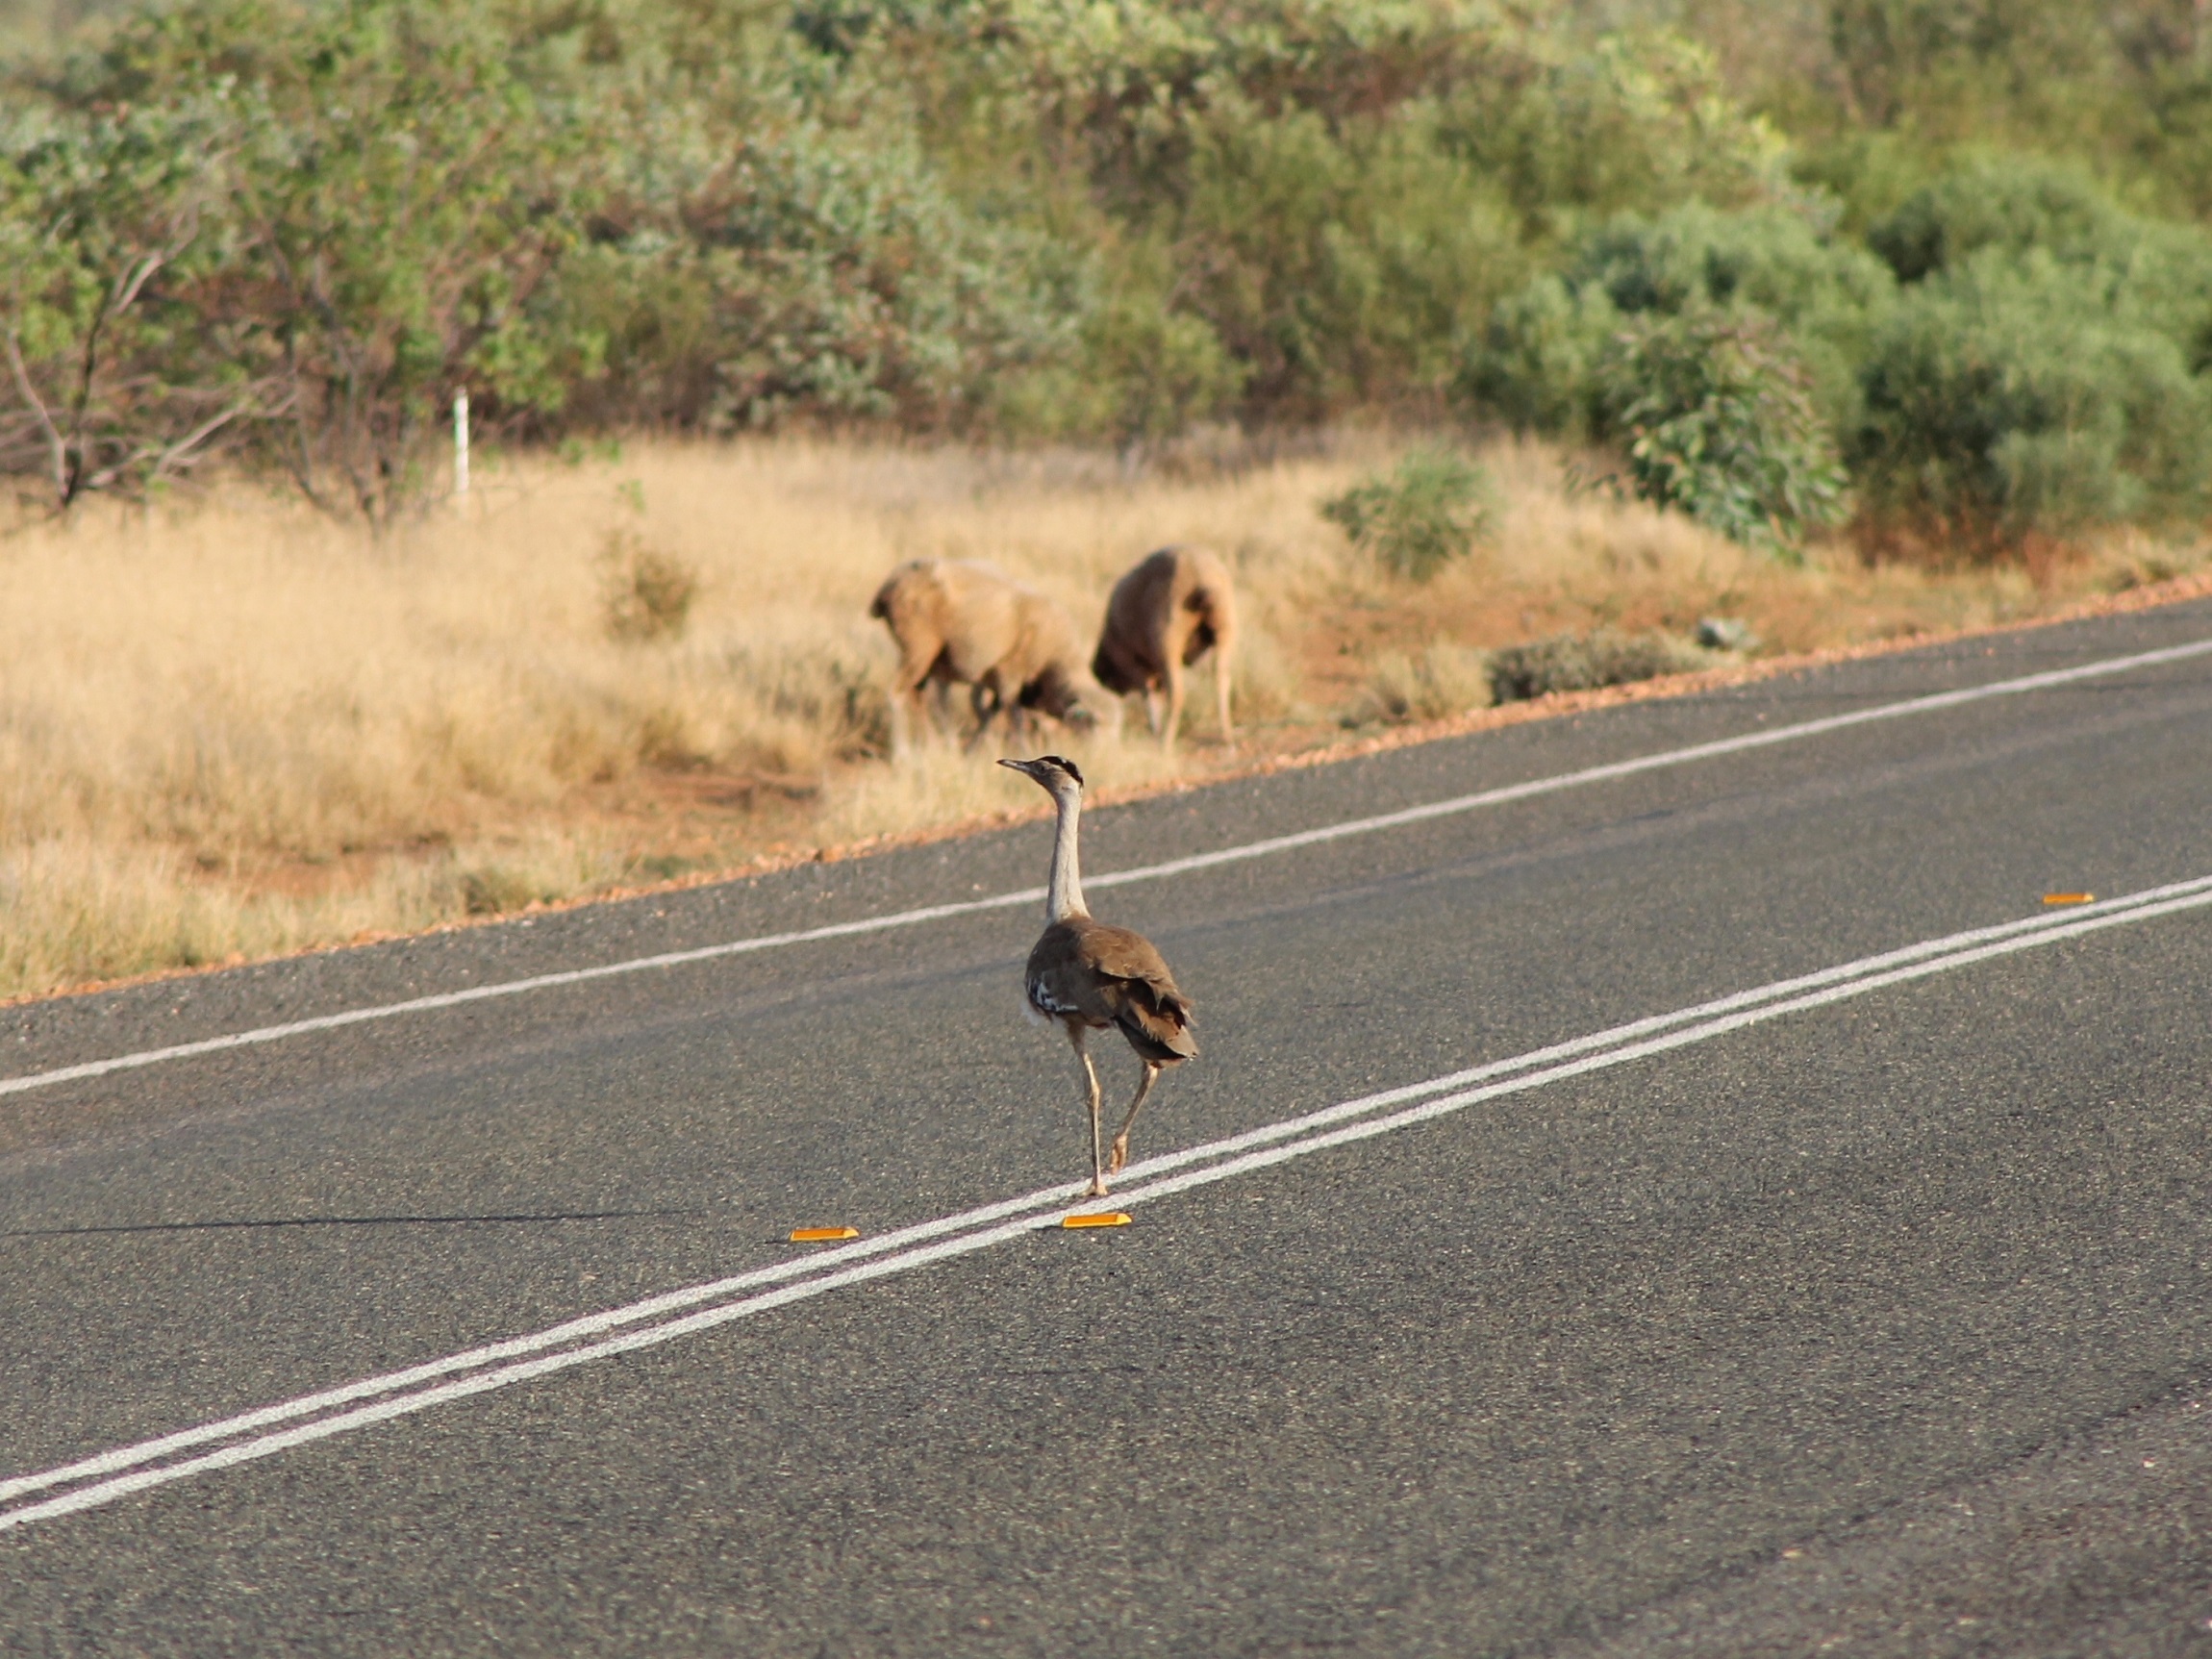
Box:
1320, 449, 1496, 579
1056, 252, 1247, 445
1488, 629, 1710, 703
1168, 94, 1530, 422
1596, 306, 1848, 554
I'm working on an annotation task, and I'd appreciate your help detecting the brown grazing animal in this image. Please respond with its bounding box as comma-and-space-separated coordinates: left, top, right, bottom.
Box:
999, 753, 1196, 1196
869, 560, 1106, 754
1092, 545, 1237, 749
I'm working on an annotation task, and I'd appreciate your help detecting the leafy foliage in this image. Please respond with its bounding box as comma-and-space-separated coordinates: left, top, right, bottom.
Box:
549, 113, 1080, 436
1596, 306, 1848, 553
1320, 448, 1496, 580
1470, 147, 2212, 554
1467, 201, 1895, 452
1808, 1, 2212, 218
4, 0, 593, 518
1853, 249, 2212, 543
1867, 155, 2130, 283
3, 0, 2212, 551
0, 98, 244, 507
1841, 154, 2212, 544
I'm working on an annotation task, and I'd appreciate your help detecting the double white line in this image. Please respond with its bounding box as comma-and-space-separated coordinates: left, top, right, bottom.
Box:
7, 635, 2212, 1103
6, 872, 2209, 1535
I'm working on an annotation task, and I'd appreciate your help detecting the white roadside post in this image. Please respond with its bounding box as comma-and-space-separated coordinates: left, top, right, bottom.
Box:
453, 390, 470, 506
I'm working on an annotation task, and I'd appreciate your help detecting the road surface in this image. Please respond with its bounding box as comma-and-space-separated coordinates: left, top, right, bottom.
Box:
5, 601, 2212, 1656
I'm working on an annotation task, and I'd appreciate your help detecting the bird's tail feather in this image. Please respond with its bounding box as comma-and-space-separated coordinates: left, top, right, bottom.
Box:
1116, 989, 1197, 1063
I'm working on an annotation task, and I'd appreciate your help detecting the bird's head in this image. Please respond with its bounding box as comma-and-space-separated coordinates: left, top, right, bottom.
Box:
997, 754, 1085, 796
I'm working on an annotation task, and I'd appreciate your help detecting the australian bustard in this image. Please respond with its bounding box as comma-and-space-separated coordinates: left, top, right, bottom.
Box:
999, 755, 1196, 1196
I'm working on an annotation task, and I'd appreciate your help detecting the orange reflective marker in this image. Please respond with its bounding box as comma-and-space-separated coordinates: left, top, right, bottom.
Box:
2042, 892, 2095, 906
789, 1226, 860, 1243
1063, 1212, 1132, 1229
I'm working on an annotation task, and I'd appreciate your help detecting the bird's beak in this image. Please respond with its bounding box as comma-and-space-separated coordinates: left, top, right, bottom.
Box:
997, 757, 1036, 776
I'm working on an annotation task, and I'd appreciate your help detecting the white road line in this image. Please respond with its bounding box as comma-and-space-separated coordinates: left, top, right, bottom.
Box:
5, 873, 2207, 1534
9, 876, 2198, 1513
4, 634, 2209, 1102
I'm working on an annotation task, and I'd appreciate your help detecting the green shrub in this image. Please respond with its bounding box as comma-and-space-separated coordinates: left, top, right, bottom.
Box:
1321, 449, 1497, 579
1462, 274, 1622, 442
1488, 629, 1710, 703
1852, 248, 2212, 542
1868, 156, 2127, 283
1466, 202, 1895, 440
887, 7, 1787, 428
0, 99, 241, 510
1596, 307, 1848, 553
1868, 156, 2212, 371
1567, 203, 1896, 432
2113, 218, 2212, 374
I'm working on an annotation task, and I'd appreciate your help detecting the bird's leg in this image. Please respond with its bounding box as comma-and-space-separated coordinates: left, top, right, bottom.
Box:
1068, 1025, 1107, 1195
1107, 1062, 1163, 1176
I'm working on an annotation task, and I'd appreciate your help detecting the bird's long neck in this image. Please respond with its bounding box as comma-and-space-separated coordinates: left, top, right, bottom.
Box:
1045, 787, 1089, 922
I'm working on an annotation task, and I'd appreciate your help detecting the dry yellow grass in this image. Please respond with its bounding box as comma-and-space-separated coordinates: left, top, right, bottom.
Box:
1, 432, 2201, 1002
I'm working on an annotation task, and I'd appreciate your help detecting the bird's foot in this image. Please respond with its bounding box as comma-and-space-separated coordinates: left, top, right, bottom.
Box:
1087, 1175, 1112, 1198
1106, 1136, 1129, 1175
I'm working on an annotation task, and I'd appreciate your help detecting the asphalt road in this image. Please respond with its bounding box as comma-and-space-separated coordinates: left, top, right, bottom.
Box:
5, 601, 2212, 1657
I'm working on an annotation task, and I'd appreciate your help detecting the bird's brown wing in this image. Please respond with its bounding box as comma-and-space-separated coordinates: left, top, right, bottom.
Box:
1068, 919, 1197, 1063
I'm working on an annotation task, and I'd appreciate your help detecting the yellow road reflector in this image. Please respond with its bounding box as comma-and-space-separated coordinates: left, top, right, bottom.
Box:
789, 1226, 859, 1243
1063, 1212, 1132, 1229
2042, 892, 2096, 906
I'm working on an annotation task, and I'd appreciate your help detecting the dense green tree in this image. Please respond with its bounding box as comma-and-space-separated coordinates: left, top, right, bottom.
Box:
1, 0, 2209, 548
0, 97, 247, 507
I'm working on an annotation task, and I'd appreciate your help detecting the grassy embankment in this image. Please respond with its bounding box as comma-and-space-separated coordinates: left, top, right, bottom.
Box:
3, 434, 2203, 1002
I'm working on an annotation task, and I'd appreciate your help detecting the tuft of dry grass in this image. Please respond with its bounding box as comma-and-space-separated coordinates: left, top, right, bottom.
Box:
1346, 643, 1496, 727
0, 432, 2202, 1002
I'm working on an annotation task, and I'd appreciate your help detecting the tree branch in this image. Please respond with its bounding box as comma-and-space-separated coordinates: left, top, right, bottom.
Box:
4, 329, 68, 508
